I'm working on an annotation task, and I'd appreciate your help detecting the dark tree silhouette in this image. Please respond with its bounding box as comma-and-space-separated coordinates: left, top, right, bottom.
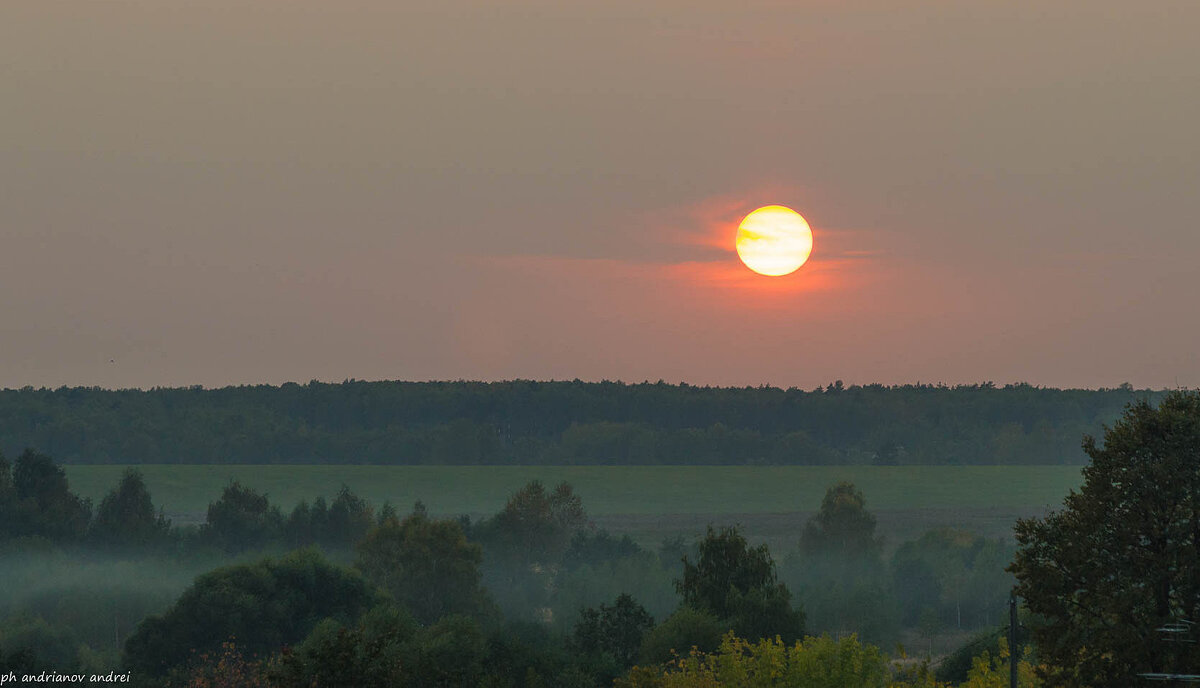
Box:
1012, 391, 1200, 687
123, 549, 380, 678
677, 525, 804, 642
3, 449, 91, 541
355, 507, 492, 624
800, 481, 882, 561
574, 593, 654, 670
200, 480, 283, 553
89, 468, 171, 549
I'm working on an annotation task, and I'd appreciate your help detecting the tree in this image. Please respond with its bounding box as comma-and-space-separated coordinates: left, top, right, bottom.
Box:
283, 497, 321, 548
325, 485, 374, 547
89, 468, 171, 549
562, 529, 644, 571
786, 483, 894, 645
677, 525, 805, 642
891, 529, 1015, 630
957, 638, 1042, 688
574, 593, 655, 670
1011, 391, 1200, 687
355, 508, 493, 624
123, 549, 380, 677
273, 607, 584, 688
284, 487, 376, 550
678, 526, 773, 619
267, 605, 419, 688
799, 481, 881, 561
0, 450, 12, 494
395, 614, 489, 688
484, 480, 587, 567
201, 481, 284, 553
638, 607, 724, 665
937, 625, 1033, 685
725, 583, 809, 647
478, 480, 589, 617
0, 616, 82, 673
3, 449, 91, 541
0, 451, 13, 536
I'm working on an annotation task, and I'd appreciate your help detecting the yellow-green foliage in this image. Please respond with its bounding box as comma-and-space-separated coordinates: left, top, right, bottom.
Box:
959, 638, 1041, 688
619, 633, 953, 688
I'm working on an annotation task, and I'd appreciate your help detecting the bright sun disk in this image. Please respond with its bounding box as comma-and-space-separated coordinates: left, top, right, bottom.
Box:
735, 205, 814, 276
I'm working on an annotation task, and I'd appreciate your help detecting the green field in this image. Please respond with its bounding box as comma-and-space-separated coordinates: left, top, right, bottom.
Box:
65, 465, 1084, 552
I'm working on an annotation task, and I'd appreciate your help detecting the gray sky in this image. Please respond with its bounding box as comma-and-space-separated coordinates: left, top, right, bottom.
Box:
2, 1, 1198, 390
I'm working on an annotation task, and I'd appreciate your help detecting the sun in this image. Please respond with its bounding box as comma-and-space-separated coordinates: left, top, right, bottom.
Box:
735, 205, 813, 276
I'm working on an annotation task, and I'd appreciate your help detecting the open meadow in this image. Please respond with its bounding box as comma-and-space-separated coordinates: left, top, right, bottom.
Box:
65, 464, 1083, 552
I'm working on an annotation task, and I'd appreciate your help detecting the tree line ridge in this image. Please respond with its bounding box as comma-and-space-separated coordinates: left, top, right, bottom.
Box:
0, 379, 1156, 465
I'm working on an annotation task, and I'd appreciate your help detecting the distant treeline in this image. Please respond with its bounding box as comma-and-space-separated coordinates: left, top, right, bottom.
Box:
0, 380, 1157, 465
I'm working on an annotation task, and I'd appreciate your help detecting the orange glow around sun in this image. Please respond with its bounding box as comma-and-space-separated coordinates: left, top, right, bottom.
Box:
735, 205, 813, 276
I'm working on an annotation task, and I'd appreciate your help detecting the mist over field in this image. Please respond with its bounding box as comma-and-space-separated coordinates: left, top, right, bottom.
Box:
1, 450, 1035, 684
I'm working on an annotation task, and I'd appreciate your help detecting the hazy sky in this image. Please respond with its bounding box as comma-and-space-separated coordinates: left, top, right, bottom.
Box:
3, 1, 1198, 390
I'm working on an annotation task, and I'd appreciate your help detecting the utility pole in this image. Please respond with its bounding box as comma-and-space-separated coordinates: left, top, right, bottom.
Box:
1010, 591, 1019, 688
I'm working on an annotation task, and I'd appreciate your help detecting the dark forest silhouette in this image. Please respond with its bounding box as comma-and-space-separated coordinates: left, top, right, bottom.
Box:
0, 380, 1152, 465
